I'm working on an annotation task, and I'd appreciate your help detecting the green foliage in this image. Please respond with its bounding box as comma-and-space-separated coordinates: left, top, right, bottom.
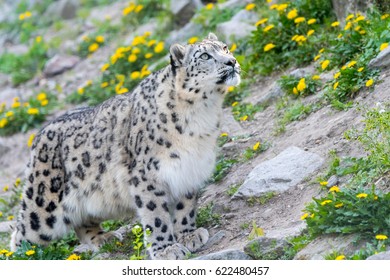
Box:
226, 183, 240, 197
248, 1, 335, 75
246, 192, 276, 207
211, 157, 238, 183
193, 4, 242, 31
196, 203, 221, 228
232, 102, 264, 122
121, 0, 171, 26
0, 92, 57, 136
242, 141, 269, 160
275, 101, 316, 134
278, 75, 322, 97
0, 38, 48, 85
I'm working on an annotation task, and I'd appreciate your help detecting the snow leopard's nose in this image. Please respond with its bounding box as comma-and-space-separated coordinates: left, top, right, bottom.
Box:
225, 58, 237, 67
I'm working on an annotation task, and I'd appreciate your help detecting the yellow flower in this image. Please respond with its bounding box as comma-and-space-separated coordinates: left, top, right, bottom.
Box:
116, 87, 129, 95
331, 21, 340, 27
294, 17, 305, 24
122, 3, 135, 15
320, 181, 328, 186
230, 43, 237, 52
27, 133, 35, 147
355, 15, 365, 22
130, 71, 141, 80
245, 3, 256, 11
263, 24, 275, 32
334, 72, 341, 79
95, 36, 104, 43
3, 185, 9, 192
287, 9, 298, 20
27, 108, 39, 115
307, 29, 315, 36
374, 195, 378, 200
5, 111, 14, 118
11, 102, 21, 108
188, 37, 198, 44
307, 18, 317, 25
337, 33, 343, 39
358, 67, 364, 72
154, 42, 164, 53
264, 43, 276, 52
77, 87, 84, 95
365, 79, 374, 87
270, 4, 279, 10
321, 60, 330, 70
37, 92, 47, 101
335, 203, 344, 208
297, 78, 306, 92
380, 42, 389, 51
335, 255, 345, 260
7, 215, 14, 221
148, 39, 157, 47
101, 63, 109, 72
128, 54, 137, 63
240, 115, 248, 122
344, 21, 352, 30
347, 61, 357, 67
19, 13, 25, 20
354, 26, 361, 31
359, 30, 366, 35
88, 43, 99, 53
205, 3, 214, 10
346, 14, 354, 21
6, 251, 13, 257
381, 14, 389, 20
35, 36, 42, 43
101, 82, 109, 88
375, 234, 388, 240
320, 200, 332, 206
314, 54, 321, 61
143, 31, 151, 37
228, 86, 235, 92
135, 5, 144, 13
312, 75, 320, 80
253, 142, 261, 151
319, 48, 325, 53
141, 65, 151, 77
0, 211, 3, 217
277, 3, 288, 11
66, 254, 81, 260
220, 132, 228, 137
255, 18, 268, 26
341, 65, 347, 70
41, 100, 48, 107
293, 87, 298, 95
231, 101, 239, 107
329, 186, 340, 193
356, 193, 368, 198
25, 11, 32, 17
300, 213, 309, 220
144, 53, 153, 59
82, 35, 89, 41
15, 178, 21, 186
25, 250, 35, 256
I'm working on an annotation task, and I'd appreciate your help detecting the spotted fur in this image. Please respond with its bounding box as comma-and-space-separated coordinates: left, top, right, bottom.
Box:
10, 33, 240, 259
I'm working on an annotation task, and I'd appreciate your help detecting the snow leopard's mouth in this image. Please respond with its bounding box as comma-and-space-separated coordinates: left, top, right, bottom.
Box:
217, 68, 241, 86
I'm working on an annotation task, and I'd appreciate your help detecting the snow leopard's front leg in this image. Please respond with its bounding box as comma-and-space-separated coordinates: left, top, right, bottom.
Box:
173, 191, 209, 253
133, 184, 190, 260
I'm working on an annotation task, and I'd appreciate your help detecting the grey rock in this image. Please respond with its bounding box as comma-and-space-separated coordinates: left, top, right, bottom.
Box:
166, 21, 203, 45
254, 82, 284, 105
368, 46, 390, 69
171, 0, 202, 26
0, 140, 11, 159
0, 73, 10, 88
45, 0, 79, 21
0, 221, 15, 233
4, 44, 29, 56
331, 0, 374, 24
366, 251, 390, 260
43, 54, 80, 77
216, 21, 256, 45
244, 237, 289, 259
194, 249, 252, 260
221, 108, 245, 136
233, 146, 324, 199
231, 10, 258, 24
201, 230, 227, 251
327, 175, 339, 188
294, 234, 364, 260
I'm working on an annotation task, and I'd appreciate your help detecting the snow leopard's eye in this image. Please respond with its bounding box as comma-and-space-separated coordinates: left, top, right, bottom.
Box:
200, 53, 211, 60
223, 45, 229, 53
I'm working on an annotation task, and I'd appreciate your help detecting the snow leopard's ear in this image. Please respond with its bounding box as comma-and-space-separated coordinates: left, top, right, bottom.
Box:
206, 32, 218, 41
170, 43, 186, 67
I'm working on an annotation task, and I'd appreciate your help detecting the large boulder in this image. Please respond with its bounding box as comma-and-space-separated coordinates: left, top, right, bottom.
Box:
216, 10, 257, 44
244, 237, 290, 260
368, 46, 390, 69
233, 146, 324, 199
366, 251, 390, 260
44, 0, 79, 21
171, 0, 203, 26
194, 249, 252, 260
43, 54, 80, 77
331, 0, 375, 23
166, 21, 203, 45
